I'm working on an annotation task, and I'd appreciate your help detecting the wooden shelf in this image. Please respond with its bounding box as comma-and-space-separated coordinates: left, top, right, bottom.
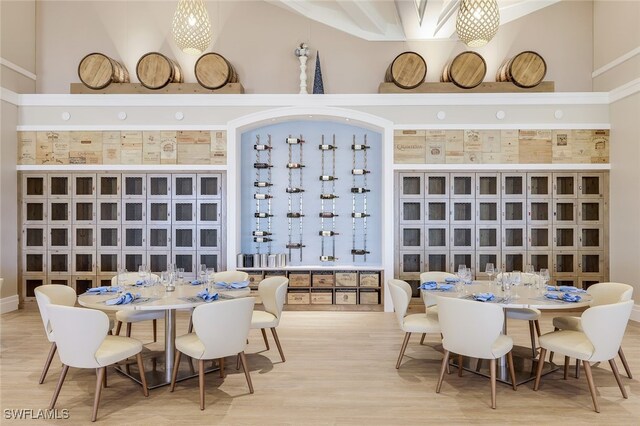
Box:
379, 81, 555, 94
70, 82, 245, 95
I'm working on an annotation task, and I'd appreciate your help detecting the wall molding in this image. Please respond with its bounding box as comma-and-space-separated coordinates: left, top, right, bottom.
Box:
16, 125, 228, 132
609, 78, 640, 103
16, 164, 228, 171
0, 87, 20, 105
631, 303, 640, 323
395, 123, 611, 130
0, 57, 36, 81
0, 295, 19, 314
393, 164, 611, 171
592, 47, 640, 78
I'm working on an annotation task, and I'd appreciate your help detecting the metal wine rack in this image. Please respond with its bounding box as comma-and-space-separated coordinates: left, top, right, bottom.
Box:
286, 135, 305, 261
319, 134, 338, 262
253, 135, 273, 254
351, 134, 371, 261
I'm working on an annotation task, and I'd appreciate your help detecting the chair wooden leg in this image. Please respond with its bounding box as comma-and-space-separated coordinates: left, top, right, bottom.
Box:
170, 350, 182, 392
188, 317, 193, 333
395, 332, 411, 369
490, 358, 497, 409
103, 367, 107, 388
507, 352, 517, 391
618, 347, 633, 379
549, 327, 558, 363
528, 321, 537, 359
49, 364, 69, 409
576, 360, 580, 379
564, 356, 570, 380
583, 360, 600, 413
534, 319, 541, 335
420, 333, 426, 345
39, 342, 57, 384
219, 357, 225, 378
475, 358, 483, 372
260, 328, 270, 350
136, 353, 149, 397
458, 354, 463, 377
115, 321, 122, 336
152, 319, 157, 343
126, 323, 132, 338
236, 355, 241, 370
609, 359, 628, 399
92, 367, 105, 422
239, 351, 254, 394
436, 350, 449, 393
199, 359, 205, 410
271, 328, 286, 363
533, 348, 547, 391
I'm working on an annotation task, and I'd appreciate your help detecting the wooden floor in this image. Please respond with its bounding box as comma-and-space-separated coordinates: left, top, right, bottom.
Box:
1, 302, 639, 424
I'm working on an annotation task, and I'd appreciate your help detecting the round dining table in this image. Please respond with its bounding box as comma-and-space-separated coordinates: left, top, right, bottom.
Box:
422, 280, 592, 385
79, 283, 251, 389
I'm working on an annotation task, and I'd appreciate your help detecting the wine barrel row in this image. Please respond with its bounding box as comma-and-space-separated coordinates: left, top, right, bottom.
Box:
385, 50, 547, 90
78, 52, 238, 90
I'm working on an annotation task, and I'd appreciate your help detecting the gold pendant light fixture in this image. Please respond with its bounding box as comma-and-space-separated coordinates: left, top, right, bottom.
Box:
172, 0, 212, 55
456, 0, 500, 48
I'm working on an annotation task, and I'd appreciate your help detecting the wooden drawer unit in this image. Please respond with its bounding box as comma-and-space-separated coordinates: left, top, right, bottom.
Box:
359, 289, 380, 305
335, 289, 357, 305
312, 271, 334, 287
359, 271, 380, 288
287, 290, 310, 305
247, 272, 264, 286
289, 271, 311, 287
311, 289, 333, 304
335, 271, 358, 287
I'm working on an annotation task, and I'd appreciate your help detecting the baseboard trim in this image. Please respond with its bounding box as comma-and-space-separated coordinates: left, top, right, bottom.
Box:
631, 303, 640, 323
0, 295, 19, 314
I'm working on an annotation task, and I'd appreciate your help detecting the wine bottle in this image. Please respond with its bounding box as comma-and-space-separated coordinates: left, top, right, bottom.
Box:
286, 163, 305, 169
320, 193, 339, 199
352, 169, 370, 175
319, 230, 339, 236
254, 162, 272, 169
253, 144, 272, 151
254, 181, 272, 187
351, 212, 370, 218
319, 212, 338, 218
286, 242, 305, 249
286, 137, 303, 144
252, 231, 272, 236
351, 144, 370, 150
287, 212, 304, 218
286, 187, 304, 193
319, 255, 337, 262
351, 249, 370, 255
319, 175, 337, 181
351, 187, 370, 193
253, 237, 272, 243
254, 212, 273, 218
254, 193, 273, 200
318, 144, 337, 150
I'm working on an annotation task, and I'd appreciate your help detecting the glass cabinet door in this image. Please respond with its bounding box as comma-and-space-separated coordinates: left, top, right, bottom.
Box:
502, 226, 526, 250
23, 200, 47, 224
554, 252, 577, 276
123, 201, 146, 224
49, 174, 71, 197
476, 173, 499, 198
197, 252, 219, 274
527, 226, 551, 251
148, 253, 170, 274
197, 174, 222, 199
147, 226, 171, 250
197, 227, 220, 250
450, 225, 475, 249
173, 174, 196, 199
73, 226, 96, 249
147, 201, 171, 224
122, 175, 146, 198
22, 226, 46, 249
399, 200, 424, 225
399, 226, 423, 250
73, 200, 96, 224
97, 174, 121, 198
578, 173, 604, 198
398, 173, 423, 198
97, 252, 120, 274
425, 252, 448, 272
197, 200, 221, 224
425, 227, 449, 249
579, 251, 604, 275
48, 226, 70, 250
553, 201, 577, 225
73, 252, 95, 274
98, 226, 121, 249
502, 252, 524, 273
501, 173, 526, 199
147, 174, 171, 198
22, 174, 46, 198
398, 251, 423, 279
502, 200, 526, 224
49, 200, 71, 224
173, 226, 195, 250
578, 201, 604, 225
476, 201, 499, 224
553, 173, 577, 198
553, 226, 577, 250
49, 251, 71, 274
527, 173, 552, 199
527, 201, 551, 224
579, 227, 604, 250
528, 252, 550, 272
73, 174, 96, 198
173, 201, 196, 224
123, 226, 146, 249
450, 173, 475, 198
23, 252, 46, 274
98, 201, 121, 223
451, 200, 475, 224
425, 174, 448, 198
425, 200, 449, 225
476, 226, 500, 250
450, 252, 474, 274
476, 252, 500, 277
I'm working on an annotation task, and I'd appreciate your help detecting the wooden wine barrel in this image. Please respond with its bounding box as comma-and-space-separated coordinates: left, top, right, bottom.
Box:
194, 53, 239, 90
136, 52, 183, 90
384, 51, 427, 90
441, 51, 486, 89
78, 53, 129, 90
496, 51, 547, 88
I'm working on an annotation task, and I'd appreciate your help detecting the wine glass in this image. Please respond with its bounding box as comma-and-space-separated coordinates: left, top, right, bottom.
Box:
485, 263, 495, 284
206, 267, 216, 290
539, 268, 550, 295
511, 271, 522, 298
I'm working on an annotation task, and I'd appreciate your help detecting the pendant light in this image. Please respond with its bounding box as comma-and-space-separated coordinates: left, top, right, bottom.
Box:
172, 0, 212, 55
456, 0, 500, 48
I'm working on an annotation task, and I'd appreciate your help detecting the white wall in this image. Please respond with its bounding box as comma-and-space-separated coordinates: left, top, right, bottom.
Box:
36, 0, 594, 94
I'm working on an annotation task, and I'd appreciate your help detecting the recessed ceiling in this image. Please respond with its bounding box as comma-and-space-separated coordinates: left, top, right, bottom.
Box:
266, 0, 562, 41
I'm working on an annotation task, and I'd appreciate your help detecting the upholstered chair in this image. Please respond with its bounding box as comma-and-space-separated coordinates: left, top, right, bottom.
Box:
112, 272, 163, 342
250, 276, 289, 362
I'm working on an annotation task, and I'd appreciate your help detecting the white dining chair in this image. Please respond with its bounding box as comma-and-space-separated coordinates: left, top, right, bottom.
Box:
496, 272, 542, 358
250, 276, 288, 362
112, 272, 163, 342
34, 284, 84, 384
187, 270, 250, 333
47, 304, 148, 422
418, 271, 456, 344
436, 296, 517, 409
550, 282, 634, 379
387, 279, 441, 369
170, 297, 255, 410
534, 300, 633, 413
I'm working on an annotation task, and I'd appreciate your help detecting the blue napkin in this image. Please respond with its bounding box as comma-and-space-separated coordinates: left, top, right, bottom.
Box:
191, 280, 203, 286
546, 285, 586, 293
196, 289, 219, 302
419, 281, 438, 290
135, 280, 145, 286
105, 292, 140, 305
444, 277, 460, 283
473, 293, 495, 302
544, 292, 582, 302
86, 286, 121, 295
215, 280, 249, 289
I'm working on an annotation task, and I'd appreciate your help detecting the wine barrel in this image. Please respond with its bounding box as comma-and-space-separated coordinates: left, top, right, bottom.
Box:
136, 52, 183, 90
496, 51, 547, 88
78, 53, 129, 90
441, 51, 486, 89
194, 53, 239, 90
384, 51, 427, 90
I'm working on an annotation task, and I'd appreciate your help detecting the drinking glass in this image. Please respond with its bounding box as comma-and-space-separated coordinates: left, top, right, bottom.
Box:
177, 267, 185, 284
511, 271, 521, 298
206, 267, 216, 290
485, 263, 495, 284
539, 268, 550, 295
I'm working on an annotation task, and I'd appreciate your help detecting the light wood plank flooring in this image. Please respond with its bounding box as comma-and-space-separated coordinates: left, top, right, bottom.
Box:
1, 302, 639, 424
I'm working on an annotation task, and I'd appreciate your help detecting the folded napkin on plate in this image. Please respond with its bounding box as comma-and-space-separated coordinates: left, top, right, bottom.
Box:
86, 286, 122, 295
190, 280, 203, 286
546, 285, 586, 293
473, 293, 495, 302
135, 280, 145, 286
419, 281, 438, 290
215, 280, 249, 289
444, 277, 460, 283
105, 292, 140, 306
197, 289, 219, 302
544, 292, 582, 302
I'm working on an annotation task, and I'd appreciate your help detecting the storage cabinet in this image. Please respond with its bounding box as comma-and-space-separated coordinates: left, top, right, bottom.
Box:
396, 171, 608, 288
20, 172, 225, 299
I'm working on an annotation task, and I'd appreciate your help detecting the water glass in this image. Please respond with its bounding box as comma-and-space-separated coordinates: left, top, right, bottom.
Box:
539, 268, 550, 295
485, 263, 495, 284
177, 267, 185, 284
